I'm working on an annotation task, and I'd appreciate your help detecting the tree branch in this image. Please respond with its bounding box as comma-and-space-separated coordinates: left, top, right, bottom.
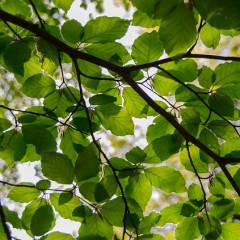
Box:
0, 9, 239, 195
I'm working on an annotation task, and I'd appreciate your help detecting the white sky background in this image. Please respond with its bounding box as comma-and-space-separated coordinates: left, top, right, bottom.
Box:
11, 0, 144, 239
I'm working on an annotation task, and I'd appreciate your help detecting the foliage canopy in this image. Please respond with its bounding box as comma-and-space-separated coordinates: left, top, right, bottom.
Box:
0, 0, 240, 239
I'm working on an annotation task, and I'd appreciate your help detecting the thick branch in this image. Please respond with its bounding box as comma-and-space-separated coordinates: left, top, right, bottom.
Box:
0, 9, 239, 194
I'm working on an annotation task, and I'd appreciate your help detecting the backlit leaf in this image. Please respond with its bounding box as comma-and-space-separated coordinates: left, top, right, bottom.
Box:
83, 16, 130, 43
41, 152, 74, 184
145, 167, 186, 193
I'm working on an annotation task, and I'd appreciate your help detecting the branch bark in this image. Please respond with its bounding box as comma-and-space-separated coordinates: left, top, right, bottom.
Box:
0, 9, 240, 195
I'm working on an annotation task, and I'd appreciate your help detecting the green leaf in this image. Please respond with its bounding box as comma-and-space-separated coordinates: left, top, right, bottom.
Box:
146, 116, 175, 143
195, 0, 240, 30
154, 0, 179, 19
210, 199, 235, 220
161, 59, 198, 82
61, 19, 83, 44
89, 94, 117, 105
4, 40, 31, 66
36, 179, 51, 191
102, 197, 125, 226
123, 87, 150, 118
3, 207, 23, 229
21, 74, 56, 98
0, 118, 12, 131
158, 203, 187, 226
175, 217, 200, 240
180, 108, 201, 137
198, 214, 222, 239
132, 31, 163, 64
50, 193, 84, 221
125, 173, 152, 210
41, 232, 75, 240
221, 222, 240, 239
199, 128, 219, 153
30, 205, 55, 236
152, 73, 180, 96
144, 133, 183, 162
8, 183, 40, 203
96, 104, 134, 136
138, 212, 161, 234
1, 0, 31, 17
188, 183, 204, 202
75, 143, 100, 182
198, 66, 215, 89
21, 199, 45, 231
0, 130, 26, 163
207, 120, 239, 140
180, 145, 210, 173
83, 16, 130, 43
78, 214, 113, 240
41, 152, 74, 184
208, 93, 234, 117
22, 125, 56, 154
126, 146, 146, 164
52, 0, 73, 10
132, 10, 160, 28
145, 167, 186, 193
85, 42, 131, 65
132, 0, 159, 16
200, 23, 220, 49
159, 3, 197, 55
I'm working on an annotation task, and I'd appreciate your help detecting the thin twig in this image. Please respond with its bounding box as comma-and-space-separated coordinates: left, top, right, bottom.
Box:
186, 141, 210, 223
73, 58, 130, 239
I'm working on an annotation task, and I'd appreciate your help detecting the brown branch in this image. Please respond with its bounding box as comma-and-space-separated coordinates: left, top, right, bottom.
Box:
0, 9, 239, 194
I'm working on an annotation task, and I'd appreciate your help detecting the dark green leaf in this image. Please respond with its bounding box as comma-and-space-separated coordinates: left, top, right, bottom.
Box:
41, 152, 74, 184
22, 125, 56, 153
126, 146, 146, 164
209, 93, 234, 117
89, 94, 117, 105
0, 118, 12, 131
144, 133, 183, 162
159, 3, 197, 55
50, 193, 83, 221
30, 205, 55, 236
75, 143, 100, 182
4, 40, 31, 66
36, 179, 51, 191
61, 19, 83, 44
195, 0, 240, 30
